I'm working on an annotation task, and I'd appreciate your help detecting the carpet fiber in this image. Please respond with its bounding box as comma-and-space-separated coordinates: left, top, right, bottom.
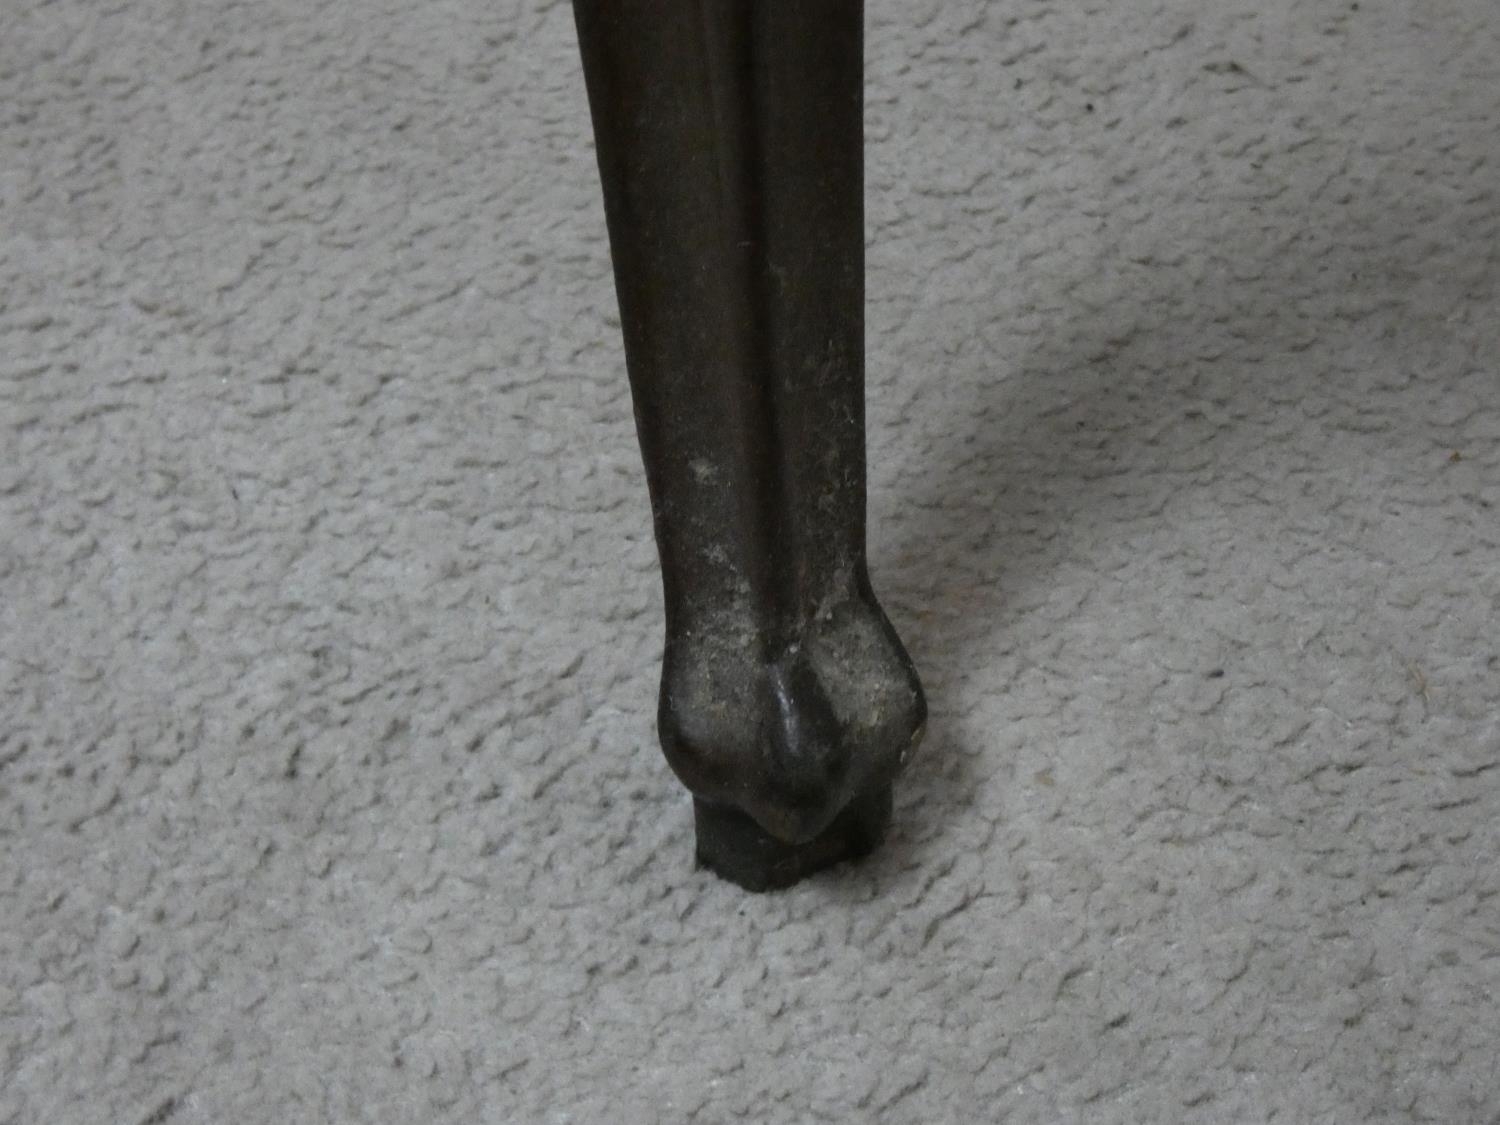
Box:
2, 0, 1498, 1120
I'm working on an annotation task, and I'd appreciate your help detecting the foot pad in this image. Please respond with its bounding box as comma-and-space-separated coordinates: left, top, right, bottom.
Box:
693, 785, 893, 892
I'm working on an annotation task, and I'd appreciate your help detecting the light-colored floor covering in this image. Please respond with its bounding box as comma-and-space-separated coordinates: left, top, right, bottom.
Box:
3, 0, 1498, 1121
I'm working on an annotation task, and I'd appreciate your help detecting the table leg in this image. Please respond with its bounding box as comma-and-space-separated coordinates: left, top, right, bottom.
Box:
572, 0, 926, 890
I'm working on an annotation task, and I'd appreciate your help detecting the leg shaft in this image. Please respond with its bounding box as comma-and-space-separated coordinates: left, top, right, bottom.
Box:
572, 0, 926, 888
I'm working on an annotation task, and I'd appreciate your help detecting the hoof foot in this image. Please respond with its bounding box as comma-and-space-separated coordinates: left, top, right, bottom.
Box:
693, 784, 893, 892
660, 586, 925, 886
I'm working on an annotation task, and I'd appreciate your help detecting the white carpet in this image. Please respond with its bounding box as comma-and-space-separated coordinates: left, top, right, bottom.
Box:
2, 0, 1497, 1120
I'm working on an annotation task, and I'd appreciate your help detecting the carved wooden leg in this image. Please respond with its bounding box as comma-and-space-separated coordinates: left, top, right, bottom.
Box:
572, 0, 925, 890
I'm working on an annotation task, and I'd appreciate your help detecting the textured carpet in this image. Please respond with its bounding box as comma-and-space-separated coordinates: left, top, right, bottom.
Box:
2, 0, 1498, 1121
